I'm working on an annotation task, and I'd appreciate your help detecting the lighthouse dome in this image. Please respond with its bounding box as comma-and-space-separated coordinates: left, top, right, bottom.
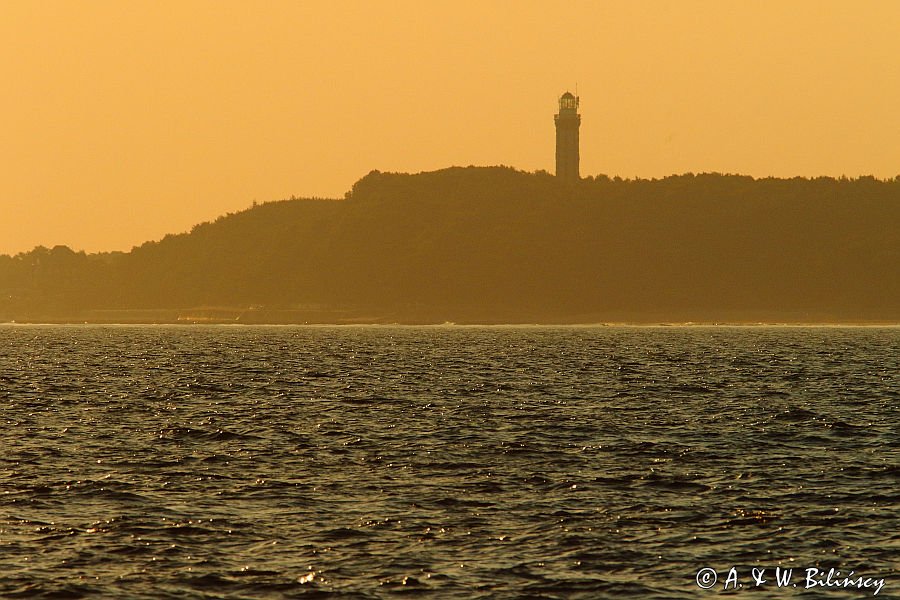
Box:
559, 91, 578, 111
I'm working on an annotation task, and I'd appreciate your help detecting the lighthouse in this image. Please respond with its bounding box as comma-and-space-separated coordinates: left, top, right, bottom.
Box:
554, 91, 581, 181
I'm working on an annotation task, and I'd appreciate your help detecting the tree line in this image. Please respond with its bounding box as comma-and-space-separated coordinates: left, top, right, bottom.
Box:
2, 168, 898, 322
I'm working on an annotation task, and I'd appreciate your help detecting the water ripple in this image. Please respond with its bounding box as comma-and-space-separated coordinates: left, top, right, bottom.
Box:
0, 325, 897, 598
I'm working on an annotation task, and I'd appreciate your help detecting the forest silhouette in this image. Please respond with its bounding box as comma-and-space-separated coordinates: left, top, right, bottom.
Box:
2, 167, 898, 323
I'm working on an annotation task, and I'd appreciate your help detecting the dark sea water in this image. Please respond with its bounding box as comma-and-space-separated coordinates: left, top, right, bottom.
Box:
1, 325, 897, 599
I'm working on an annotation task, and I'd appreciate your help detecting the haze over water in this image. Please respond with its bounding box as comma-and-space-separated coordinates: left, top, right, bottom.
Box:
2, 325, 897, 598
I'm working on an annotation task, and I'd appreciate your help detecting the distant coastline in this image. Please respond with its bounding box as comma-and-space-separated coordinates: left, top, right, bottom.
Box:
3, 319, 899, 327
2, 308, 900, 327
3, 167, 899, 325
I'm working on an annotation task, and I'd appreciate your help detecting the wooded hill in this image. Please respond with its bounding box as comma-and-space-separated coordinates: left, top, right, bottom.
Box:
2, 167, 898, 323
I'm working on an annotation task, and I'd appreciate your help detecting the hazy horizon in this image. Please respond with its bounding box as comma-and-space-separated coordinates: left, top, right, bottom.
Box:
3, 0, 900, 254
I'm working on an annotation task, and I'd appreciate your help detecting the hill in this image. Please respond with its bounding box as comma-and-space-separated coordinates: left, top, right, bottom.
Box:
2, 167, 899, 323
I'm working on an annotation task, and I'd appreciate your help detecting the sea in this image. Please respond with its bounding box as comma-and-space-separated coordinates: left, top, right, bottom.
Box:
1, 325, 897, 599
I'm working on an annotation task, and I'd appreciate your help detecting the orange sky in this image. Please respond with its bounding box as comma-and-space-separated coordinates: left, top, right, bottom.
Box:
2, 0, 899, 255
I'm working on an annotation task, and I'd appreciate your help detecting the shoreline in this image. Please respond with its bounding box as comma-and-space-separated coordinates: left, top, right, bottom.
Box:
2, 318, 898, 328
